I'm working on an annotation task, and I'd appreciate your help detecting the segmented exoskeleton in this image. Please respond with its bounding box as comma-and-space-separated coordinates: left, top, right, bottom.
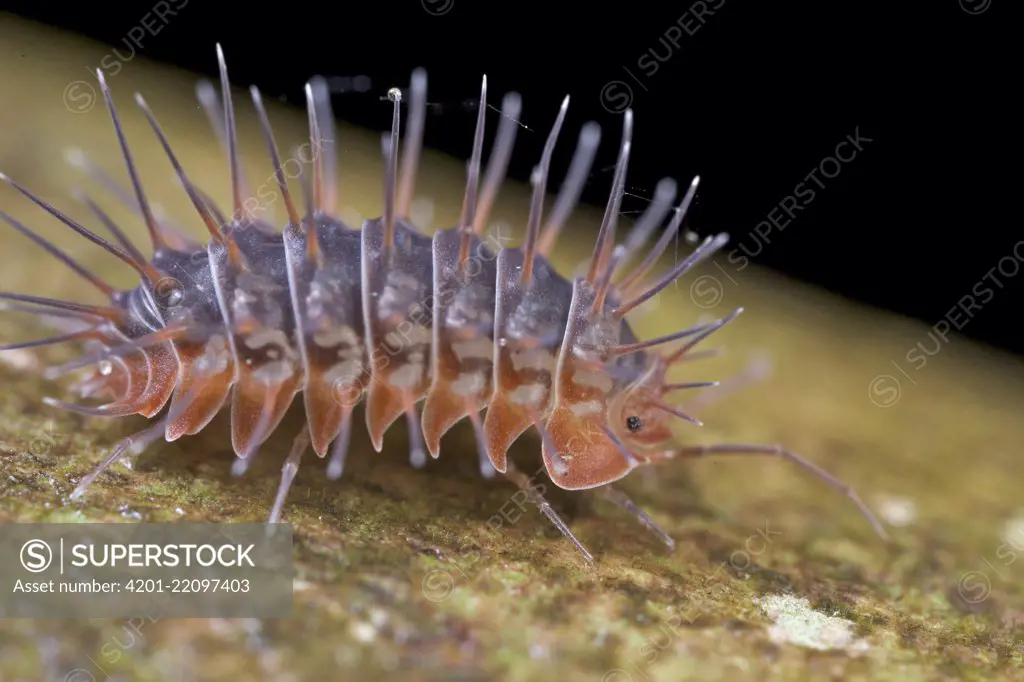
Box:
0, 46, 887, 561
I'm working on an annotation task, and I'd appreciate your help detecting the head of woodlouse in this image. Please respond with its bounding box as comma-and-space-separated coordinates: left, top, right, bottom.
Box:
542, 351, 680, 490
538, 279, 684, 490
612, 364, 679, 454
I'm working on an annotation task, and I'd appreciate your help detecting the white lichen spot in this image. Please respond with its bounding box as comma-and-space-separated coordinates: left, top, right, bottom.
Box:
0, 348, 39, 372
529, 643, 550, 659
877, 496, 916, 527
350, 621, 377, 643
753, 594, 869, 655
369, 608, 389, 629
1002, 514, 1024, 551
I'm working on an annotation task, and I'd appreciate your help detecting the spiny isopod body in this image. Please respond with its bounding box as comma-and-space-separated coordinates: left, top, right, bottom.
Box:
0, 46, 888, 561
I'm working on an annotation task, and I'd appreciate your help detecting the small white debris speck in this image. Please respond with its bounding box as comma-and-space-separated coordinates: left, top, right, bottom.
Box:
877, 496, 916, 527
0, 348, 40, 372
754, 594, 869, 654
370, 609, 388, 629
529, 643, 550, 659
350, 621, 377, 643
1002, 514, 1024, 551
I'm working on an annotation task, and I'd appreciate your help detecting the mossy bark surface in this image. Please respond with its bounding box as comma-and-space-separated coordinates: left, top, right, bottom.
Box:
1, 18, 1022, 681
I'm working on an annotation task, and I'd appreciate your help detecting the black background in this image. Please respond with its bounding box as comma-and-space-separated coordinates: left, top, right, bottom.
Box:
2, 1, 1016, 353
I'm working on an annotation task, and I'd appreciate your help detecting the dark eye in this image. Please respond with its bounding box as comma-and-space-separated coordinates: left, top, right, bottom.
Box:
626, 416, 643, 432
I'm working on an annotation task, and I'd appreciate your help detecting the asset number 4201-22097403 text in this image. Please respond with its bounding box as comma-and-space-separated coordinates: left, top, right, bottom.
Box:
125, 578, 251, 593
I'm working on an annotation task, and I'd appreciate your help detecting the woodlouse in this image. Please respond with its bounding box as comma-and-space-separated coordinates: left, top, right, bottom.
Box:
0, 46, 888, 561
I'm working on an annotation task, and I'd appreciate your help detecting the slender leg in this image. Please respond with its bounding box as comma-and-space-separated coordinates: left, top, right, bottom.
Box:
267, 426, 310, 524
70, 418, 168, 499
405, 407, 427, 469
231, 454, 254, 477
675, 443, 888, 540
505, 460, 594, 563
325, 409, 354, 480
598, 484, 676, 550
465, 403, 496, 479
